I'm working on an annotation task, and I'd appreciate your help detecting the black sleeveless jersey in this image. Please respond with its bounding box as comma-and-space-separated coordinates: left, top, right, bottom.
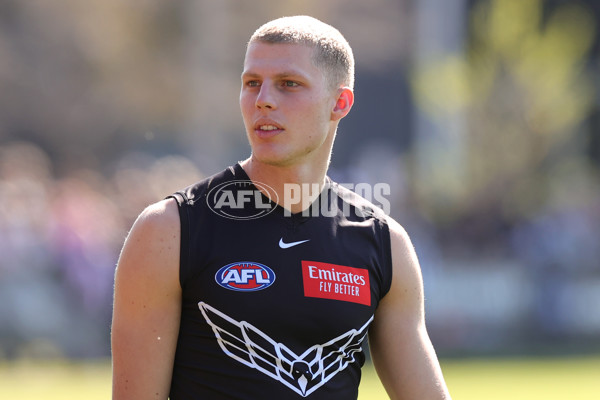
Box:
167, 164, 393, 399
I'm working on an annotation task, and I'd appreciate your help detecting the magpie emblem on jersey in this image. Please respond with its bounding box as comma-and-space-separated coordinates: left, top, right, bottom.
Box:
198, 301, 372, 397
215, 262, 276, 291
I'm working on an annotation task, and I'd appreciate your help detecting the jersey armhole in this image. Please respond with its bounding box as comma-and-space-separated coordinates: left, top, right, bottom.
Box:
166, 192, 190, 290
379, 219, 394, 299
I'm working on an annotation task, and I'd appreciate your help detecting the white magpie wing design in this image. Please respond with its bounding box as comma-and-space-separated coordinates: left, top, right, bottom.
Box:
198, 301, 373, 397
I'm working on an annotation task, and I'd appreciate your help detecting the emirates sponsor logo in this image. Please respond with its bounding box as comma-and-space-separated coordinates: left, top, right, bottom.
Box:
301, 261, 370, 306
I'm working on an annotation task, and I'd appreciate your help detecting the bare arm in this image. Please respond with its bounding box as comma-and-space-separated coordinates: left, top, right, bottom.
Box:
369, 218, 451, 399
111, 198, 182, 400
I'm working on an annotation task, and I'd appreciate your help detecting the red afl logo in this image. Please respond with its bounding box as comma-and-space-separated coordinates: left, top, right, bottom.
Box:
215, 262, 276, 292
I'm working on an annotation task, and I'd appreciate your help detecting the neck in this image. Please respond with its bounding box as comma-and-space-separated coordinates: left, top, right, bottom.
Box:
240, 156, 329, 214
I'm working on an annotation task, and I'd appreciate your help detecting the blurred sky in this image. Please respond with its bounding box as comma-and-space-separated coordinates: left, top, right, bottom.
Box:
0, 0, 599, 358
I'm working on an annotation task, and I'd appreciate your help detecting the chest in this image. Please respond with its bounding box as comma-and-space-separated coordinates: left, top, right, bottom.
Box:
182, 212, 385, 352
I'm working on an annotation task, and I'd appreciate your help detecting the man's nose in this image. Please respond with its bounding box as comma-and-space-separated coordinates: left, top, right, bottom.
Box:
256, 84, 276, 110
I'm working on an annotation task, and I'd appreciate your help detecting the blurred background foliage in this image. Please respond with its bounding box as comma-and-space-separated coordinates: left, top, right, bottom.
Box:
0, 0, 598, 359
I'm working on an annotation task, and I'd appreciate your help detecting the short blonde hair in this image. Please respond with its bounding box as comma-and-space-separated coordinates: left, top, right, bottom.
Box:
249, 15, 355, 90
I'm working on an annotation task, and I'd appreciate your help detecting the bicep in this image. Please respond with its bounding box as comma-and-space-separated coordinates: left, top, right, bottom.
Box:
111, 199, 182, 400
369, 220, 450, 400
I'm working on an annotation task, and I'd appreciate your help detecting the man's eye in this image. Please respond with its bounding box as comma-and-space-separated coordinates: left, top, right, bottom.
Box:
247, 81, 260, 87
283, 81, 299, 87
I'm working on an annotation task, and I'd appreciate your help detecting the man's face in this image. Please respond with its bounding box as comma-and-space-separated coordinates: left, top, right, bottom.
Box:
240, 42, 338, 167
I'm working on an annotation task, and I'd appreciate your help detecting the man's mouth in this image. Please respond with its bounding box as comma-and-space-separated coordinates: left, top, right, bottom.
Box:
254, 122, 284, 137
258, 125, 280, 131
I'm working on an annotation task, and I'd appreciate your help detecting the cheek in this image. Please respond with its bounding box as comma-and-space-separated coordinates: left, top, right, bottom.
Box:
239, 97, 254, 121
240, 89, 256, 106
299, 99, 330, 122
239, 94, 249, 110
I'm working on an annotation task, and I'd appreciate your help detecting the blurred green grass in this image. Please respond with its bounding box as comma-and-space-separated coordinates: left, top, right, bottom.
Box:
0, 355, 598, 399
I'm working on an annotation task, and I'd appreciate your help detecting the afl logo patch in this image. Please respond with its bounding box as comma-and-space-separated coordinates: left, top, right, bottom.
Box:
215, 262, 276, 292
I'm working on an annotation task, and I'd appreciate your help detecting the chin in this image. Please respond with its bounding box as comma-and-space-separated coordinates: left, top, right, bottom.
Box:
248, 143, 290, 165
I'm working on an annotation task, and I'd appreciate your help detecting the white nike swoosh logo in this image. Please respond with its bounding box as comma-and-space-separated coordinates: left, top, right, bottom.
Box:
279, 238, 310, 249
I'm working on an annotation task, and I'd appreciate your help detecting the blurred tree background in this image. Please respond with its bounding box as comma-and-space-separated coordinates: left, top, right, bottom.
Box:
0, 0, 598, 359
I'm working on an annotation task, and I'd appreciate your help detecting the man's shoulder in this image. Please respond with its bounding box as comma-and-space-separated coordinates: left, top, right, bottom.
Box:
134, 198, 181, 236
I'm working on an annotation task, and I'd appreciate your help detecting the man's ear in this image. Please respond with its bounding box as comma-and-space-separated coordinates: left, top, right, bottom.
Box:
331, 87, 354, 121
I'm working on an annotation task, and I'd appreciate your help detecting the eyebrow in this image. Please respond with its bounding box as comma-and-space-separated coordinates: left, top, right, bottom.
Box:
241, 70, 308, 80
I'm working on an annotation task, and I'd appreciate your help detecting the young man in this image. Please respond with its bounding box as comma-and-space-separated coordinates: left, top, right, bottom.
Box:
112, 15, 451, 399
